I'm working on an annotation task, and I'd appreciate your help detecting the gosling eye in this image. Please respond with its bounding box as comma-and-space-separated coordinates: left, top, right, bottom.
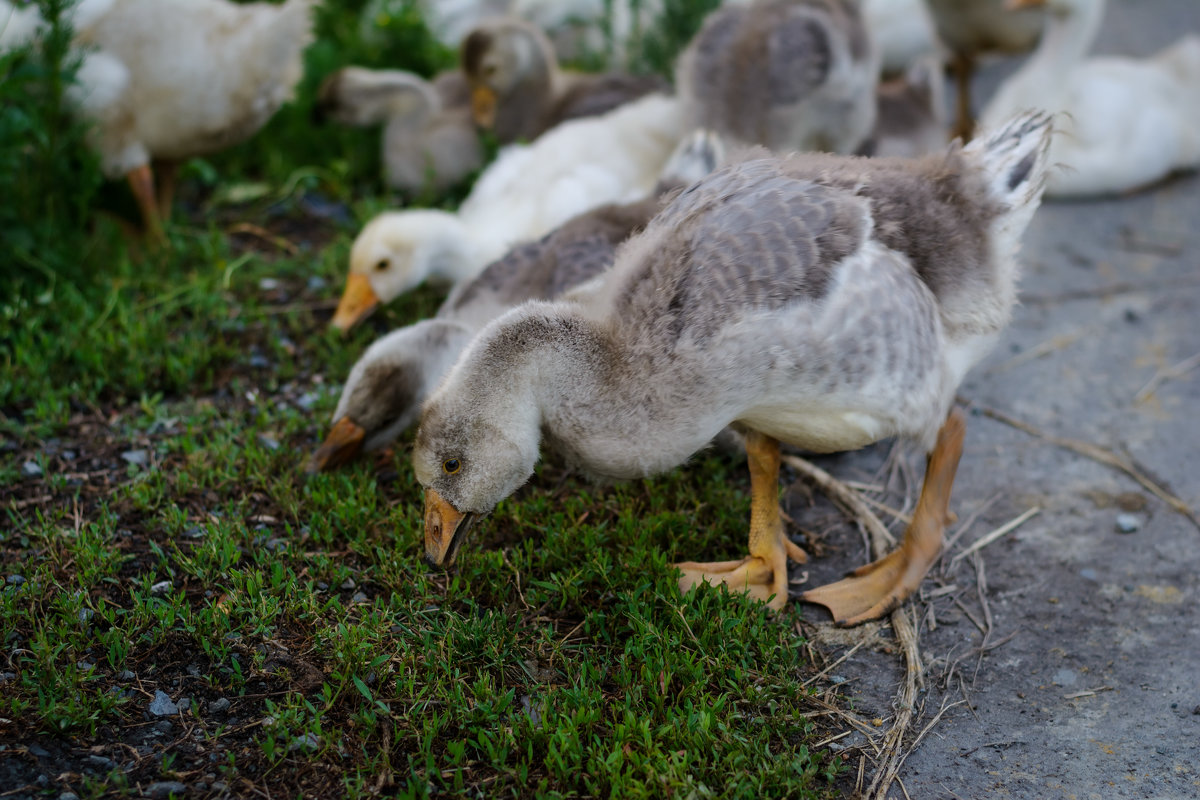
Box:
442, 458, 461, 475
483, 64, 498, 78
375, 259, 389, 272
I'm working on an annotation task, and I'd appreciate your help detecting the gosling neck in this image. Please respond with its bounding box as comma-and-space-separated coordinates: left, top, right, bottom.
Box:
469, 303, 714, 481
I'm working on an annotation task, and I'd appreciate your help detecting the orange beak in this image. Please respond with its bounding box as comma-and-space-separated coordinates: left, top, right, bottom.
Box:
305, 417, 367, 473
423, 488, 474, 567
470, 85, 497, 129
331, 273, 379, 332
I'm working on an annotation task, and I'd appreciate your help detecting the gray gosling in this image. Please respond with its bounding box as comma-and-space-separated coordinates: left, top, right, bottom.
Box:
415, 112, 1054, 626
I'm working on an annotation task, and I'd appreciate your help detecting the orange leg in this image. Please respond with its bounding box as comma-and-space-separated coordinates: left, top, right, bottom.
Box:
949, 55, 976, 142
126, 164, 165, 243
676, 431, 806, 610
802, 408, 966, 626
155, 159, 179, 222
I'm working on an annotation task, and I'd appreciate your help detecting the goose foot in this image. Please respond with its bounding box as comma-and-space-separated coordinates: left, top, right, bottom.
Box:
803, 408, 966, 626
675, 431, 805, 611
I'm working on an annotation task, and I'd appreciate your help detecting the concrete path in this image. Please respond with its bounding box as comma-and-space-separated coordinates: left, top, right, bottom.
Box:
796, 2, 1200, 797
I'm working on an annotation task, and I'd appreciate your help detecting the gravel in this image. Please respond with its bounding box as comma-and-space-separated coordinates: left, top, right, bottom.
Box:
148, 690, 179, 717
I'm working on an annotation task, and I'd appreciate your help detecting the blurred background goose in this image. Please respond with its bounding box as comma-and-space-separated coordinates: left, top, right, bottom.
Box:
309, 130, 724, 471
925, 0, 1045, 140
677, 0, 879, 154
460, 17, 667, 143
315, 67, 483, 196
724, 0, 940, 75
980, 0, 1200, 197
414, 112, 1053, 624
18, 0, 319, 239
860, 55, 947, 158
330, 93, 688, 331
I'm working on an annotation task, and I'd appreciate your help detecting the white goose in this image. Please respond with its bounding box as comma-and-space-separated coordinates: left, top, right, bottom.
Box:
6, 0, 317, 238
331, 93, 687, 331
414, 112, 1053, 625
980, 0, 1200, 198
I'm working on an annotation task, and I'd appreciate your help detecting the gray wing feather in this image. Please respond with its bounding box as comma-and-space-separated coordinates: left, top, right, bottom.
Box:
616, 158, 869, 344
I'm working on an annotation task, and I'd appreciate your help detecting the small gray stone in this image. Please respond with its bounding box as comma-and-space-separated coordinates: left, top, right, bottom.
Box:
6, 574, 25, 586
1052, 668, 1078, 687
289, 733, 320, 752
22, 461, 43, 477
121, 449, 149, 467
339, 578, 355, 590
306, 276, 327, 291
208, 697, 231, 714
146, 780, 188, 799
258, 278, 281, 291
295, 391, 320, 411
248, 354, 271, 369
87, 754, 114, 769
78, 608, 94, 624
178, 697, 191, 712
1079, 568, 1098, 582
29, 744, 50, 757
149, 690, 179, 717
58, 792, 78, 800
1115, 514, 1142, 533
0, 672, 15, 683
35, 774, 49, 787
351, 591, 368, 604
76, 660, 94, 672
257, 434, 280, 451
154, 719, 173, 734
183, 526, 205, 539
118, 670, 135, 681
150, 580, 173, 596
61, 450, 76, 461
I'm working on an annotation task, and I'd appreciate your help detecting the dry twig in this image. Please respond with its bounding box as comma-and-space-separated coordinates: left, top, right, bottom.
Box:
948, 507, 1040, 570
1134, 350, 1200, 404
782, 453, 927, 800
976, 404, 1199, 531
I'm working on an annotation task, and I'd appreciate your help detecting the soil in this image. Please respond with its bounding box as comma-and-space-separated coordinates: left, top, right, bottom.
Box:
796, 2, 1200, 796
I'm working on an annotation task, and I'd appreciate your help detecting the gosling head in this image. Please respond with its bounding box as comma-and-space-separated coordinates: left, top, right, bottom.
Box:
460, 19, 554, 130
412, 358, 541, 566
307, 320, 477, 472
332, 210, 466, 332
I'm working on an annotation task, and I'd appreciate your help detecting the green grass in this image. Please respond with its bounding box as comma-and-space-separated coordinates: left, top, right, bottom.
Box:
0, 1, 843, 797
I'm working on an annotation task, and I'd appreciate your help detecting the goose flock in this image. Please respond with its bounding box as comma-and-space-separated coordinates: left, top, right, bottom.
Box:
5, 0, 1197, 624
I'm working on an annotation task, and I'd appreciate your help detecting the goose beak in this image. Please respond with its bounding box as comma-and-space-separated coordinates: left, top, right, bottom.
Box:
306, 417, 366, 473
423, 488, 475, 567
1005, 0, 1045, 9
331, 273, 379, 332
470, 85, 497, 129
